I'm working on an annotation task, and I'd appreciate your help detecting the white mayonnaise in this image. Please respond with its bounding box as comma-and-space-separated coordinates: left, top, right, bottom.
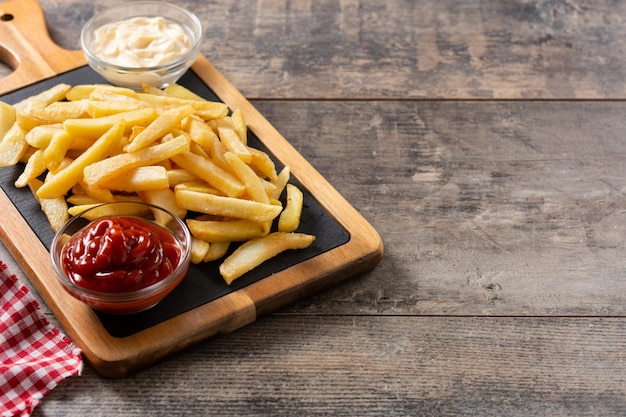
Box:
91, 16, 192, 68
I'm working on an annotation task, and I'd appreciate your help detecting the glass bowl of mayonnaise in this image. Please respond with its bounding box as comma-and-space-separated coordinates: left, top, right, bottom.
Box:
81, 1, 203, 89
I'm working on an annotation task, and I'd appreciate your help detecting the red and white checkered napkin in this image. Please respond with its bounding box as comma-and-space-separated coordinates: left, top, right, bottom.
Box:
0, 261, 83, 417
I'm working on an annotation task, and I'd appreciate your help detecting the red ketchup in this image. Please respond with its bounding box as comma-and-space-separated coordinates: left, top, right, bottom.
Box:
61, 216, 182, 293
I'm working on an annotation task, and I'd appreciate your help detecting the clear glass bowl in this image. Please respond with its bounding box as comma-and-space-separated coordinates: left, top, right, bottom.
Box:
81, 1, 203, 89
50, 201, 191, 314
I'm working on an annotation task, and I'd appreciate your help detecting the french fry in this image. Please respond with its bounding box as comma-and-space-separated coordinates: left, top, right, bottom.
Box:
219, 232, 315, 284
125, 105, 194, 152
64, 107, 157, 140
42, 130, 73, 167
278, 183, 304, 233
65, 84, 128, 101
13, 83, 70, 112
68, 201, 151, 219
163, 83, 205, 101
25, 124, 64, 148
36, 122, 125, 199
0, 123, 29, 167
270, 166, 291, 200
184, 115, 219, 148
231, 109, 247, 145
136, 93, 229, 120
139, 188, 187, 223
187, 218, 268, 243
223, 151, 269, 203
218, 126, 251, 163
175, 189, 282, 223
203, 241, 230, 262
0, 101, 16, 138
247, 146, 277, 181
28, 178, 69, 233
190, 236, 211, 264
30, 99, 89, 124
83, 133, 190, 187
170, 151, 245, 197
174, 181, 220, 195
166, 168, 201, 186
14, 149, 46, 188
101, 165, 169, 192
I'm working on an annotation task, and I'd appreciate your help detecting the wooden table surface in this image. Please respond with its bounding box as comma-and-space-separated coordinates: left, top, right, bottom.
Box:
2, 0, 625, 415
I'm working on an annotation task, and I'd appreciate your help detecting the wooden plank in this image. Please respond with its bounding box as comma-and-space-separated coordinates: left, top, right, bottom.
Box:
36, 316, 626, 417
35, 0, 626, 99
252, 100, 626, 316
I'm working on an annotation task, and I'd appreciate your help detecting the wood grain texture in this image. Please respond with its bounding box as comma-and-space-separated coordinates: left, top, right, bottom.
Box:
2, 0, 625, 414
28, 0, 626, 99
34, 316, 626, 417
253, 100, 626, 316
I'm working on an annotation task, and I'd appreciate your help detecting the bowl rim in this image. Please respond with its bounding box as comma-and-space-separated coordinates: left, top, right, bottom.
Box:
50, 201, 192, 304
80, 0, 203, 72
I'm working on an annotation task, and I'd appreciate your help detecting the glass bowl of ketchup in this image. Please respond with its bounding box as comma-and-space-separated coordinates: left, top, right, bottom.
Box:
80, 1, 203, 89
50, 201, 191, 314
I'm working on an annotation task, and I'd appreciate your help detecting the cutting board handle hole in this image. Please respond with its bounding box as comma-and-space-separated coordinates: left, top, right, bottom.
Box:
0, 46, 17, 74
0, 14, 17, 76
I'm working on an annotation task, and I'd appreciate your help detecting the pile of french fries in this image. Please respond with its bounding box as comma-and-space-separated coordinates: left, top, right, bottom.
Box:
0, 82, 315, 284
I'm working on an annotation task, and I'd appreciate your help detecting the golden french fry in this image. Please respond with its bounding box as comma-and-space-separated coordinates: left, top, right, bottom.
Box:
270, 166, 291, 200
136, 93, 228, 119
139, 188, 187, 222
25, 124, 64, 148
36, 122, 125, 199
166, 168, 201, 186
170, 151, 245, 197
218, 126, 251, 163
63, 107, 157, 140
175, 189, 282, 223
101, 165, 169, 192
203, 241, 230, 262
190, 236, 211, 264
0, 123, 29, 167
187, 218, 268, 243
219, 232, 315, 284
65, 84, 131, 101
174, 181, 220, 194
231, 109, 247, 145
42, 130, 73, 167
184, 115, 219, 148
14, 149, 46, 188
125, 105, 194, 152
28, 178, 69, 233
83, 133, 190, 187
28, 100, 90, 124
0, 101, 16, 138
87, 99, 146, 117
163, 83, 204, 101
13, 84, 71, 112
67, 201, 151, 219
278, 183, 304, 233
223, 151, 269, 203
247, 146, 277, 181
66, 194, 106, 206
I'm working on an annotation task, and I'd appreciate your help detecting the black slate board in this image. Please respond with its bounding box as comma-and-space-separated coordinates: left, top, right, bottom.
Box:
0, 66, 350, 338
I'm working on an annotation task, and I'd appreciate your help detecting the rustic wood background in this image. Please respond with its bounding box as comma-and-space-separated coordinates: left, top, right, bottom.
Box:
1, 0, 625, 415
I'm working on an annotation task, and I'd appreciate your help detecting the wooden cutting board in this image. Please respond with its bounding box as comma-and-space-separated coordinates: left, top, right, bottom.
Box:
0, 0, 383, 378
